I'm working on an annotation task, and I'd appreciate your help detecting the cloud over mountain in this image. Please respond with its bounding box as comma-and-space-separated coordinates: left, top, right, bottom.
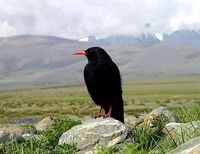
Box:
0, 0, 200, 38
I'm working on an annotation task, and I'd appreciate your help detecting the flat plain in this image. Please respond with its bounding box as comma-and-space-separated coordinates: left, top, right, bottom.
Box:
0, 77, 200, 123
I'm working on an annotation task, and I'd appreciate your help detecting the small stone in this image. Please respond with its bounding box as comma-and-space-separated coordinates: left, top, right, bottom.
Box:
0, 130, 14, 144
77, 149, 98, 154
140, 107, 180, 127
35, 116, 55, 133
125, 115, 144, 127
149, 107, 179, 122
0, 124, 31, 136
163, 121, 200, 144
22, 133, 43, 141
11, 117, 39, 124
164, 121, 200, 134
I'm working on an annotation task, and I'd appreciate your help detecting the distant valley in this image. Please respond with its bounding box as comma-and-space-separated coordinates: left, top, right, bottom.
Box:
0, 29, 200, 90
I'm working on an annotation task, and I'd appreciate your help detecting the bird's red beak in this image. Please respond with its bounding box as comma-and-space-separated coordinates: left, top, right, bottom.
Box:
72, 50, 86, 55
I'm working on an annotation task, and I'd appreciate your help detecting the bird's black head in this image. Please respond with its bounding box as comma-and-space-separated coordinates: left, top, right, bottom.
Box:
73, 47, 112, 63
85, 47, 112, 63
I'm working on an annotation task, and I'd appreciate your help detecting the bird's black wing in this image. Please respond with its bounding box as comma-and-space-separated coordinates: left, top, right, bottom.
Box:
101, 62, 122, 94
84, 61, 122, 104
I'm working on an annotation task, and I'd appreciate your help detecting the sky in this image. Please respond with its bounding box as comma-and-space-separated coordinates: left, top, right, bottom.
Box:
0, 0, 200, 39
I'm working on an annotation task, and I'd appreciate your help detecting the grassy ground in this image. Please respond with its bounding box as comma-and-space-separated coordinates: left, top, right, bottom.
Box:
1, 107, 200, 153
1, 77, 200, 153
0, 77, 200, 123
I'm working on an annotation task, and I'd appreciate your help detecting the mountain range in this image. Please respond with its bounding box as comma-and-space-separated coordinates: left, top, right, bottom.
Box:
79, 30, 200, 48
0, 29, 200, 89
79, 34, 160, 46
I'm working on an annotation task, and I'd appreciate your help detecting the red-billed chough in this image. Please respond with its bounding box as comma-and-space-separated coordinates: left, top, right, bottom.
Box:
73, 47, 124, 123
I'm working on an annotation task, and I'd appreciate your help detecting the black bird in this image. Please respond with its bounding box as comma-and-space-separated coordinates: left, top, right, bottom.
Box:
73, 47, 124, 123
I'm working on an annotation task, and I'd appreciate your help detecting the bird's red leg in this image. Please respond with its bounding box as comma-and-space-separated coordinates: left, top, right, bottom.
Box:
105, 106, 112, 118
97, 106, 104, 117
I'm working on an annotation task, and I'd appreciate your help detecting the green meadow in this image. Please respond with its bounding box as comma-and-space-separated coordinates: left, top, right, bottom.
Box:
0, 77, 200, 123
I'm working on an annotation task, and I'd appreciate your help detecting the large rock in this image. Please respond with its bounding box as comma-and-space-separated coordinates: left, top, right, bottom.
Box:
35, 116, 55, 133
58, 118, 128, 151
167, 137, 200, 154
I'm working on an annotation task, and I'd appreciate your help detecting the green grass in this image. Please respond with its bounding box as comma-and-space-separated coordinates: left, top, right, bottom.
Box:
0, 78, 200, 123
2, 110, 199, 154
98, 107, 200, 154
0, 117, 81, 154
0, 77, 200, 153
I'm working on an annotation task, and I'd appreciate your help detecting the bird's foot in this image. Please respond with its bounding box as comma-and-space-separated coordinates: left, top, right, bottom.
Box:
96, 112, 105, 118
95, 106, 112, 118
95, 106, 104, 118
104, 113, 111, 118
104, 106, 112, 118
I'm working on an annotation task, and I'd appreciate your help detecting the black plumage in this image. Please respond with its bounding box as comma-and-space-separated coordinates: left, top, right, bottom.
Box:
73, 47, 124, 123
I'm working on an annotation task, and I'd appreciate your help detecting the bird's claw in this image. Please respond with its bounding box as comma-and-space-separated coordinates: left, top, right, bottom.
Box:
95, 107, 104, 118
96, 113, 105, 118
95, 106, 112, 118
104, 113, 111, 118
95, 114, 110, 119
104, 106, 112, 118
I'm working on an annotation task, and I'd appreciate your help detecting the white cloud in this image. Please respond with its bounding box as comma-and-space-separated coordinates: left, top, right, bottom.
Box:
169, 0, 200, 31
0, 21, 17, 36
0, 0, 200, 38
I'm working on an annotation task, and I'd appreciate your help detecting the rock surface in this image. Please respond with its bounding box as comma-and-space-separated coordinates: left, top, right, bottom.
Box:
167, 137, 200, 154
58, 118, 128, 151
35, 116, 55, 133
